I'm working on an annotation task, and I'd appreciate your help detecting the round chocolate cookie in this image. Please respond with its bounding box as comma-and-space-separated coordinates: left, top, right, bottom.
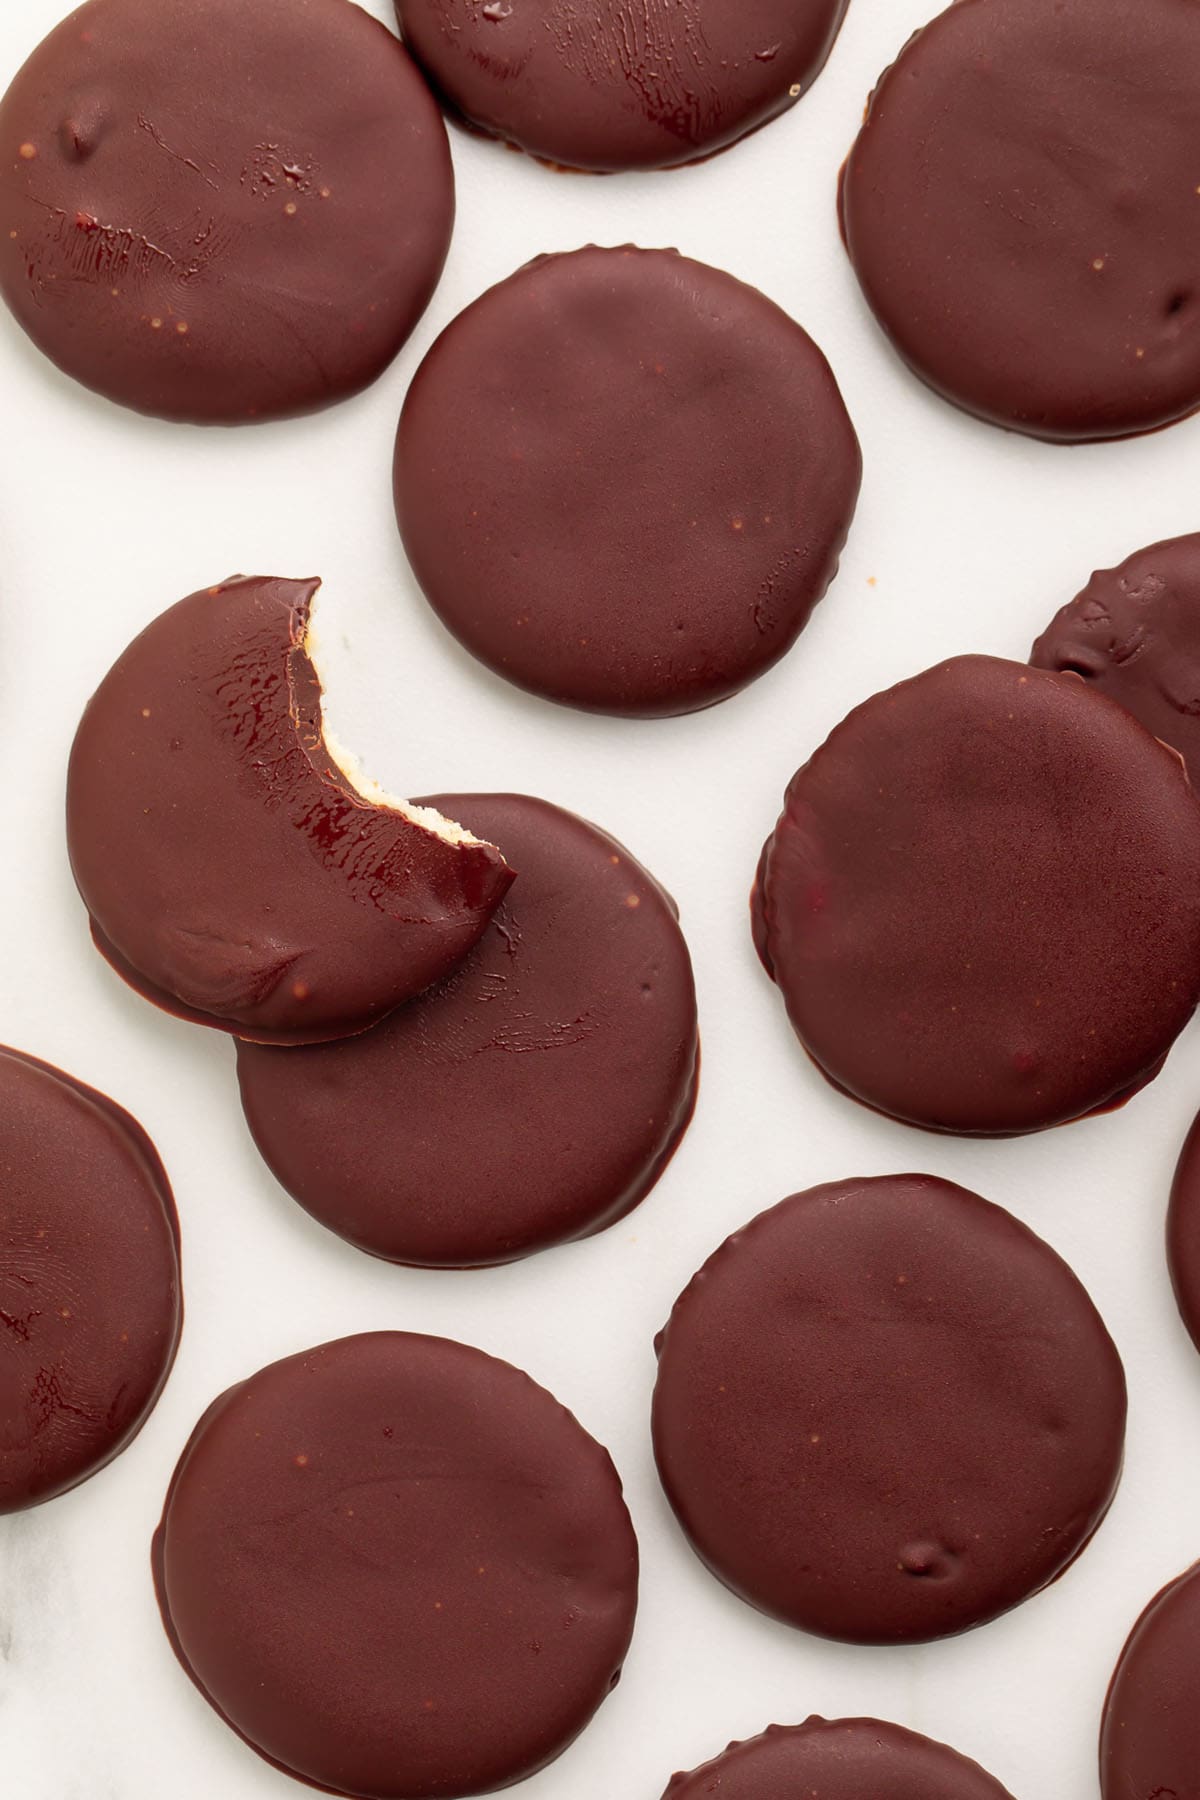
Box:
1166, 1107, 1200, 1354
0, 0, 453, 423
0, 1046, 180, 1513
839, 0, 1200, 441
154, 1332, 638, 1797
652, 1176, 1127, 1645
1101, 1563, 1200, 1799
1032, 535, 1200, 787
664, 1717, 1016, 1799
67, 576, 512, 1045
752, 655, 1200, 1135
394, 245, 861, 718
236, 793, 698, 1268
395, 0, 850, 174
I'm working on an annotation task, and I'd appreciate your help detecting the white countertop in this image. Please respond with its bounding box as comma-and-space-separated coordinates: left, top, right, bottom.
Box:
3, 1, 1200, 1795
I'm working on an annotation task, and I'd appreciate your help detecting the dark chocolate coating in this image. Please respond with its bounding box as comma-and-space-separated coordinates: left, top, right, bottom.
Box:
236, 793, 698, 1268
664, 1717, 1016, 1798
395, 0, 849, 174
839, 0, 1200, 442
1167, 1108, 1200, 1354
153, 1332, 638, 1798
652, 1176, 1126, 1645
0, 1046, 180, 1513
1101, 1563, 1200, 1800
1032, 535, 1200, 788
67, 576, 512, 1044
394, 246, 861, 717
0, 0, 453, 423
752, 655, 1200, 1135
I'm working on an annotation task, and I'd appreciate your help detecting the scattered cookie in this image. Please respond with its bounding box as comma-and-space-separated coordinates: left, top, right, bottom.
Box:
1032, 534, 1200, 786
1166, 1106, 1200, 1353
0, 1046, 180, 1512
664, 1717, 1016, 1798
652, 1176, 1126, 1643
237, 793, 698, 1268
840, 0, 1200, 440
1101, 1562, 1200, 1800
394, 245, 860, 717
395, 0, 850, 172
753, 656, 1200, 1134
0, 0, 453, 421
154, 1332, 638, 1797
67, 576, 512, 1044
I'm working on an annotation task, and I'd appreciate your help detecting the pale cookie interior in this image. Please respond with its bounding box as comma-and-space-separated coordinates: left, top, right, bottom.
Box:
304, 599, 491, 851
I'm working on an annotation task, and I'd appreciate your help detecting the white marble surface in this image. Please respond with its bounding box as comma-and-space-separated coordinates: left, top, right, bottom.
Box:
4, 0, 1200, 1795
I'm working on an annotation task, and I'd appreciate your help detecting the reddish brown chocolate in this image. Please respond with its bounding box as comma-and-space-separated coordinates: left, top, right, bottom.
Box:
154, 1332, 638, 1798
236, 793, 698, 1268
0, 0, 453, 423
839, 0, 1200, 441
1032, 535, 1200, 786
394, 245, 861, 718
1101, 1563, 1200, 1799
652, 1177, 1126, 1644
0, 1046, 180, 1513
752, 656, 1200, 1135
664, 1717, 1016, 1798
395, 0, 850, 173
67, 577, 512, 1044
1167, 1108, 1200, 1354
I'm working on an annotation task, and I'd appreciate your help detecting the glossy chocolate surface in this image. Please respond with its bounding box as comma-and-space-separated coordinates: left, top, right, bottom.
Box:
1032, 534, 1200, 786
1101, 1562, 1200, 1800
395, 0, 850, 173
67, 576, 512, 1044
236, 793, 698, 1268
394, 245, 860, 717
0, 0, 453, 422
154, 1332, 638, 1798
752, 655, 1200, 1135
839, 0, 1200, 441
652, 1177, 1126, 1644
665, 1717, 1016, 1798
0, 1046, 180, 1512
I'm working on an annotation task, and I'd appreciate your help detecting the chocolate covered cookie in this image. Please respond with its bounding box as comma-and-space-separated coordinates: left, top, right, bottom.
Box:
395, 0, 850, 173
0, 0, 453, 422
67, 576, 512, 1044
1166, 1107, 1200, 1354
236, 793, 698, 1268
1101, 1563, 1200, 1800
154, 1332, 638, 1797
652, 1176, 1126, 1644
394, 246, 860, 716
0, 1047, 180, 1512
840, 0, 1200, 441
665, 1717, 1016, 1799
753, 656, 1200, 1135
1032, 535, 1200, 786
